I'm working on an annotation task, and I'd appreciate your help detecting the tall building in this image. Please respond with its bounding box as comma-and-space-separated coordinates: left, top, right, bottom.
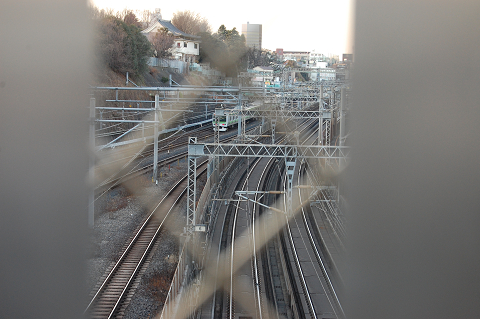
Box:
242, 22, 262, 50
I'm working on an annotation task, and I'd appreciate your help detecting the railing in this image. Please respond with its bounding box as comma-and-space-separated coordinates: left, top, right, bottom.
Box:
159, 241, 188, 319
148, 58, 187, 74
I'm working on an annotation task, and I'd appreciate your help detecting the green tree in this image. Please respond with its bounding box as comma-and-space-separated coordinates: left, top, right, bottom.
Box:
120, 20, 153, 76
95, 16, 128, 73
95, 14, 152, 77
217, 25, 228, 41
198, 32, 229, 70
247, 48, 276, 68
123, 10, 143, 29
198, 25, 248, 77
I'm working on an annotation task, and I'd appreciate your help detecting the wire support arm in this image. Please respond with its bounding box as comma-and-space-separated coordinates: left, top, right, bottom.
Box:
189, 142, 350, 160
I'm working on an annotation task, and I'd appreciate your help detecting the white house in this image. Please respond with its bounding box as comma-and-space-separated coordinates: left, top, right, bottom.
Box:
252, 66, 275, 87
141, 18, 200, 63
310, 67, 336, 82
253, 66, 274, 79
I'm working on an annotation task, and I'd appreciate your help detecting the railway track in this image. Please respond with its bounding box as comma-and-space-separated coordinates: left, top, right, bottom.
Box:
194, 119, 317, 319
275, 161, 343, 319
85, 161, 208, 319
246, 117, 346, 319
227, 156, 268, 319
95, 122, 261, 199
95, 126, 213, 190
157, 116, 336, 319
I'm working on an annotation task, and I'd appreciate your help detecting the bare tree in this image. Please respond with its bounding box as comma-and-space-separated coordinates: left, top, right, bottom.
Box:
88, 5, 114, 20
123, 10, 142, 28
137, 9, 156, 29
171, 10, 211, 35
149, 28, 174, 58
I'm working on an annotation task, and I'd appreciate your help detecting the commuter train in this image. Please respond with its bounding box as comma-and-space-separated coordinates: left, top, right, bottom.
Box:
213, 103, 259, 131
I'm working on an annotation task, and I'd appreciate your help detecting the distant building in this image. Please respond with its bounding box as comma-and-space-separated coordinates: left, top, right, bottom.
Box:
310, 67, 336, 82
253, 66, 274, 79
242, 22, 262, 50
282, 51, 310, 66
141, 19, 200, 63
309, 50, 328, 65
252, 66, 276, 87
342, 53, 353, 62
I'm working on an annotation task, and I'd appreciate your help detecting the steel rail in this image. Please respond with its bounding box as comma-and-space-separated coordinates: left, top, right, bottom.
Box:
95, 122, 261, 191
229, 157, 262, 319
298, 163, 345, 319
319, 189, 346, 242
208, 157, 250, 319
283, 168, 318, 319
94, 124, 230, 200
252, 157, 278, 319
85, 161, 208, 318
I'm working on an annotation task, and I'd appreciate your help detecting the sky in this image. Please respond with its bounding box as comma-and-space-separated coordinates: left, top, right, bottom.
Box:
90, 0, 354, 55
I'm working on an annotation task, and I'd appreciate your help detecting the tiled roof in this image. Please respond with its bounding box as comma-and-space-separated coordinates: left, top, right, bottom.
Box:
254, 66, 274, 71
142, 19, 200, 39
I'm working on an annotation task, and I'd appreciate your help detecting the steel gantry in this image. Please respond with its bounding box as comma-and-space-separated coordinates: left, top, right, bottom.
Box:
185, 139, 349, 233
183, 85, 349, 231
190, 142, 349, 159
187, 137, 200, 230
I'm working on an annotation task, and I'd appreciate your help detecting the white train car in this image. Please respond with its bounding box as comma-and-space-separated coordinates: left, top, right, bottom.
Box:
213, 103, 259, 131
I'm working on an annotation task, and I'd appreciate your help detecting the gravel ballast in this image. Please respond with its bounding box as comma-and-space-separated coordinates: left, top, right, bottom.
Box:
87, 163, 191, 318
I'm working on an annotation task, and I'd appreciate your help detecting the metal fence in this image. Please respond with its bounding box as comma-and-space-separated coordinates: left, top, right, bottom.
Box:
148, 58, 188, 74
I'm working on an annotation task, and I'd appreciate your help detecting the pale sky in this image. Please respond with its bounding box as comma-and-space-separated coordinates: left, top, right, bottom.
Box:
90, 0, 354, 55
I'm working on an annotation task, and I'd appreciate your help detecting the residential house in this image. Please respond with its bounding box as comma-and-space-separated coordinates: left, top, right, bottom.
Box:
141, 18, 200, 64
252, 66, 276, 87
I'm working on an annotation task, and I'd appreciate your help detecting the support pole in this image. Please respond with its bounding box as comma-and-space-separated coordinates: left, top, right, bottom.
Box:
213, 113, 219, 184
338, 87, 347, 203
187, 137, 198, 232
271, 117, 276, 144
340, 87, 346, 147
331, 85, 335, 106
153, 94, 159, 183
88, 97, 95, 227
319, 84, 323, 145
285, 158, 296, 216
324, 114, 331, 146
237, 83, 242, 140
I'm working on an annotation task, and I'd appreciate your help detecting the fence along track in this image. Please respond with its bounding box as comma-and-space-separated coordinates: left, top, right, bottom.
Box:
85, 161, 207, 318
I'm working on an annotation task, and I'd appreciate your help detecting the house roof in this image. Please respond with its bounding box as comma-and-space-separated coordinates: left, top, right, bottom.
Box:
142, 19, 200, 40
254, 66, 274, 71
